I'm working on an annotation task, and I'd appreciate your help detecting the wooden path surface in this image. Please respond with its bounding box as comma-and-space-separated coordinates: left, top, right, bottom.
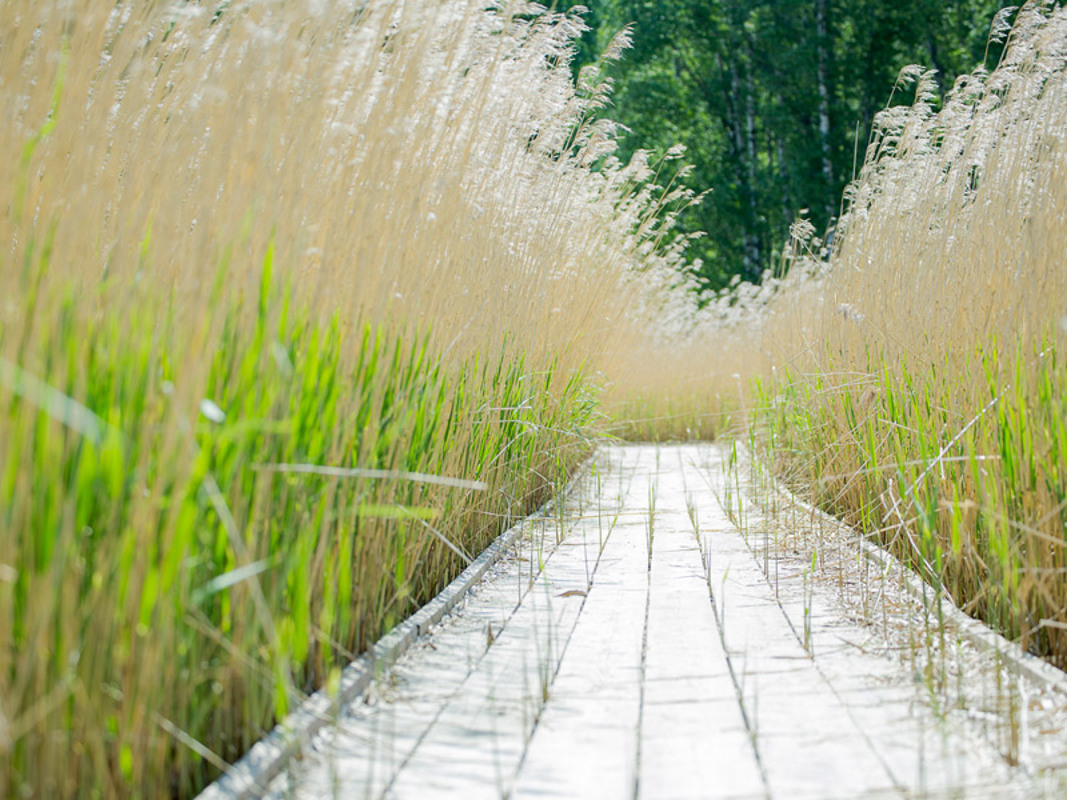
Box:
265, 444, 1052, 799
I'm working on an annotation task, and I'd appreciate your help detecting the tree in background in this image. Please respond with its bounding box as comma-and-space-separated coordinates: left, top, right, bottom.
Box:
574, 0, 1015, 289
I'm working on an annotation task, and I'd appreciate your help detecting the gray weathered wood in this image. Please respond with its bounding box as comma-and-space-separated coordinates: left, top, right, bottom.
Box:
259, 444, 1057, 799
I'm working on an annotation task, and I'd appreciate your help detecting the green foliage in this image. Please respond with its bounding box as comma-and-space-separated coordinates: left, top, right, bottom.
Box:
0, 248, 601, 797
738, 0, 1067, 675
574, 0, 1015, 288
752, 336, 1067, 665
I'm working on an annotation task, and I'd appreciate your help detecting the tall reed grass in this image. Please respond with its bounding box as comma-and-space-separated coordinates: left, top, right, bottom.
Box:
736, 1, 1067, 666
0, 1, 700, 795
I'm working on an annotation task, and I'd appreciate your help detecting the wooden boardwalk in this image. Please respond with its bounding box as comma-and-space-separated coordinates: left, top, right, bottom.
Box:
265, 444, 1052, 799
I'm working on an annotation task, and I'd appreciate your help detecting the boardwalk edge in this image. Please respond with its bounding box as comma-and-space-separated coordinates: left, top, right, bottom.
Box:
196, 463, 589, 800
739, 443, 1067, 698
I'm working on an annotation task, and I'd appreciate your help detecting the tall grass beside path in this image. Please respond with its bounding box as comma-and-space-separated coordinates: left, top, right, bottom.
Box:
741, 2, 1067, 667
0, 1, 701, 796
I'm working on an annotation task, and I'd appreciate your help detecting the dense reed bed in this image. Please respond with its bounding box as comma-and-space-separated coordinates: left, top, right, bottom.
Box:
743, 2, 1067, 666
0, 1, 700, 796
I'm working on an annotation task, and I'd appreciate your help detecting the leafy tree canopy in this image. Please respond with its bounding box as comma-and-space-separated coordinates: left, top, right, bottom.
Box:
572, 0, 1015, 289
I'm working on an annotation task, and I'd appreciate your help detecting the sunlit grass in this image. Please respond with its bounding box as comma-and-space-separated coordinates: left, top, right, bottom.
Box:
0, 1, 702, 796
0, 242, 601, 794
741, 4, 1067, 667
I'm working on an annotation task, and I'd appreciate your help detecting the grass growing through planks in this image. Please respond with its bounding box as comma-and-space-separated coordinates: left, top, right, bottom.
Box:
0, 1, 704, 796
739, 3, 1067, 667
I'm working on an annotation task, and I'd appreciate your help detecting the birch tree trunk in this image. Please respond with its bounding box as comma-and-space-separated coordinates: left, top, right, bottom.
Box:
815, 0, 835, 218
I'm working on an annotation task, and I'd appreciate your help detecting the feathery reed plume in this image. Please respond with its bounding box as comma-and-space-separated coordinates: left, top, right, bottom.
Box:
0, 1, 701, 795
737, 0, 1067, 668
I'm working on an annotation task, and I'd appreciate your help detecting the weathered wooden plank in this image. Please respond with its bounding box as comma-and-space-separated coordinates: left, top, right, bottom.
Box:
385, 519, 611, 797
639, 456, 765, 799
676, 450, 903, 799
266, 444, 1047, 800
265, 486, 620, 799
512, 511, 650, 798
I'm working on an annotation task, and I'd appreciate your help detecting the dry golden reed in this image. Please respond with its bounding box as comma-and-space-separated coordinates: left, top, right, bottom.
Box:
0, 1, 703, 796
2, 1, 691, 363
730, 1, 1067, 663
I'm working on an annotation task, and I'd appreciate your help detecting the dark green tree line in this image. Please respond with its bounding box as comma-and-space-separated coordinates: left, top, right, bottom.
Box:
573, 0, 1015, 288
